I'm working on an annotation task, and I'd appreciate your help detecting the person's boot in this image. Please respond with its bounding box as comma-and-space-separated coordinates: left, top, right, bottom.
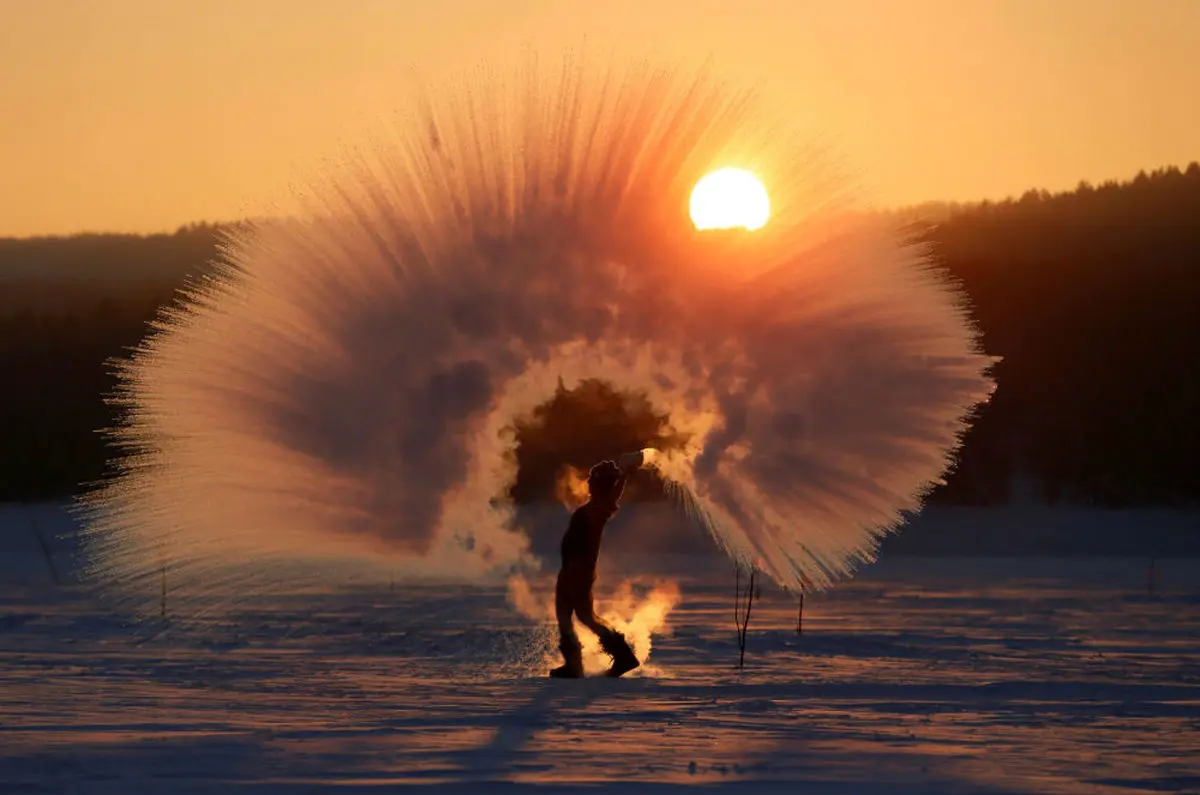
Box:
600, 632, 639, 678
550, 637, 585, 678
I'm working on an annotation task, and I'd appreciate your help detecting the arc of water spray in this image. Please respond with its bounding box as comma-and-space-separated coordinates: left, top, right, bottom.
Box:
76, 50, 996, 619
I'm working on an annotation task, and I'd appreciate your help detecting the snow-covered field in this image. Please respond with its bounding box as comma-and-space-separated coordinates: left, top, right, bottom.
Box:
1, 503, 1198, 794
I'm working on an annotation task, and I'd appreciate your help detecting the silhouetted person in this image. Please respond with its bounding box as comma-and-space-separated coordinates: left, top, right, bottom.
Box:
550, 459, 640, 678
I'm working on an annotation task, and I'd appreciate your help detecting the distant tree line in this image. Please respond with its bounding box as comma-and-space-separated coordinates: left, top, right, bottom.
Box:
920, 164, 1200, 507
1, 166, 1198, 507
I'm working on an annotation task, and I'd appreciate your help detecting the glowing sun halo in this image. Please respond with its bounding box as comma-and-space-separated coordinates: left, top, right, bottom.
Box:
689, 168, 770, 231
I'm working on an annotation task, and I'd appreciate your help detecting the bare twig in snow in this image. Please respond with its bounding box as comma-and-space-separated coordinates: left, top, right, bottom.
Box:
735, 565, 757, 669
26, 506, 61, 585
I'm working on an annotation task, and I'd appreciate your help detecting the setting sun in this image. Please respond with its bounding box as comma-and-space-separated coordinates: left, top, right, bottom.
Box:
689, 168, 771, 231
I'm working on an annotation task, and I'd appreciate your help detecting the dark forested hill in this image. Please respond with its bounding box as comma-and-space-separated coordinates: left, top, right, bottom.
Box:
2, 166, 1198, 505
919, 164, 1200, 507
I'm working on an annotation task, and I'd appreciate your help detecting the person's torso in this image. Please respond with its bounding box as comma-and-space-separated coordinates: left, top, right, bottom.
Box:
560, 501, 618, 573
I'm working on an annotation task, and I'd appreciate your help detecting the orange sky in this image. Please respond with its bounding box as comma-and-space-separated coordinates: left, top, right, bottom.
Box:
1, 0, 1196, 237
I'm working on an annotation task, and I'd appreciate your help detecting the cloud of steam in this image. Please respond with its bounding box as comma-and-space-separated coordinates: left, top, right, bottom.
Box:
554, 465, 591, 511
507, 574, 681, 675
594, 579, 682, 672
77, 50, 995, 617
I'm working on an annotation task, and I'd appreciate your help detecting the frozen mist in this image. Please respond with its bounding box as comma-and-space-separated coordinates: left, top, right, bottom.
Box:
74, 51, 994, 621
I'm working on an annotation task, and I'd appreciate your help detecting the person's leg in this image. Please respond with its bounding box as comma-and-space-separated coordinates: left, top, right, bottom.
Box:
550, 572, 584, 677
575, 588, 639, 673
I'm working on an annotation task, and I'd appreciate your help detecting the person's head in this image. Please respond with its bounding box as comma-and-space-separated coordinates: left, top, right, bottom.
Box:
587, 460, 624, 503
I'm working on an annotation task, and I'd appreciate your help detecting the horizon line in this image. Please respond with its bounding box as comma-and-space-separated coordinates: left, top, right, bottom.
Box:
4, 160, 1195, 242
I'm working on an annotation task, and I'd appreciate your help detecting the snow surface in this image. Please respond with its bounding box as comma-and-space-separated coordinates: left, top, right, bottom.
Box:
1, 502, 1198, 794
